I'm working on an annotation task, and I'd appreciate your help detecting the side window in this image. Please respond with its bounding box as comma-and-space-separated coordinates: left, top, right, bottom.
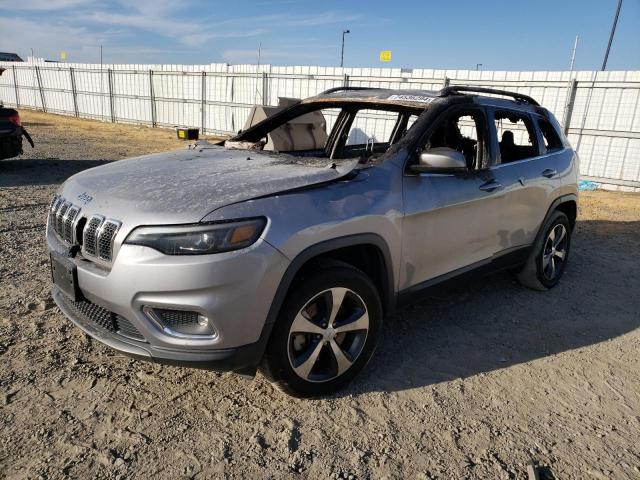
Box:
345, 109, 399, 146
494, 110, 538, 163
422, 110, 484, 169
537, 116, 563, 152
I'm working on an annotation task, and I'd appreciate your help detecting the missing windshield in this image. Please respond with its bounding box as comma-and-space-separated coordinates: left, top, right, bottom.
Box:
227, 102, 425, 163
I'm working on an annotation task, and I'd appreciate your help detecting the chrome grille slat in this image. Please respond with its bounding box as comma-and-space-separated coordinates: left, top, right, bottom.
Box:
55, 202, 70, 237
97, 220, 121, 261
63, 206, 81, 243
83, 215, 105, 257
50, 194, 62, 215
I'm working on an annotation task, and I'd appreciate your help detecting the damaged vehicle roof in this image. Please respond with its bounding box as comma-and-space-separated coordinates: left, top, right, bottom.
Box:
304, 88, 440, 108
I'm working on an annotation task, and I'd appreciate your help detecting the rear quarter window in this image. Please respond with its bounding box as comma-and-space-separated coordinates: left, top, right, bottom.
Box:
537, 116, 564, 152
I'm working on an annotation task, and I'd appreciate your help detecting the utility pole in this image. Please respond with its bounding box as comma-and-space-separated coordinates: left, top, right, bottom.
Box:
340, 30, 350, 68
100, 45, 104, 122
601, 0, 623, 70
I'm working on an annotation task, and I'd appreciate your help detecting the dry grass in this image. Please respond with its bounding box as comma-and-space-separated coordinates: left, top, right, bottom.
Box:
20, 109, 224, 158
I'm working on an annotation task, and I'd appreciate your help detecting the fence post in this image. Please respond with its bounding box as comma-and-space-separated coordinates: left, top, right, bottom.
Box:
69, 67, 79, 117
230, 75, 235, 132
562, 79, 578, 135
343, 74, 349, 88
149, 70, 157, 127
443, 76, 450, 88
12, 65, 19, 107
201, 71, 206, 134
35, 66, 47, 112
107, 69, 115, 122
261, 72, 268, 105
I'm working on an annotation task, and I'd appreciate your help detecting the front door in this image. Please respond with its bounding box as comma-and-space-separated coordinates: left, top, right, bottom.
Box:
401, 106, 504, 290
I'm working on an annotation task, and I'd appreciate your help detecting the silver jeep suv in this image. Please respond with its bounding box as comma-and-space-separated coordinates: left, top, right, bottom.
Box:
47, 86, 578, 397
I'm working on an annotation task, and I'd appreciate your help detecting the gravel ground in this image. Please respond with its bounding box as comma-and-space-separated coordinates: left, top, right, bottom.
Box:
1, 110, 639, 479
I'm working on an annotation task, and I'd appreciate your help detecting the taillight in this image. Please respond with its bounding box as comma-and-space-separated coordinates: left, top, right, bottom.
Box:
8, 113, 21, 126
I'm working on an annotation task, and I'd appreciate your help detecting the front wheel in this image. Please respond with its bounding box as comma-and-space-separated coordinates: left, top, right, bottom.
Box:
261, 263, 382, 397
517, 210, 572, 291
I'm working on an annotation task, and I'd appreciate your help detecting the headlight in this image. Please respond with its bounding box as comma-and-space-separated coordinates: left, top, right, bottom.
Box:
124, 218, 266, 255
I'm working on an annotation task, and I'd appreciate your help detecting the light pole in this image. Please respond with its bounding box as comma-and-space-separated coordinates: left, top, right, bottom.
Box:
340, 30, 350, 68
476, 63, 483, 71
601, 0, 623, 70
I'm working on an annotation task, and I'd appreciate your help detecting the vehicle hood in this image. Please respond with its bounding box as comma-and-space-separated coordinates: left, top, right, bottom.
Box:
60, 146, 358, 226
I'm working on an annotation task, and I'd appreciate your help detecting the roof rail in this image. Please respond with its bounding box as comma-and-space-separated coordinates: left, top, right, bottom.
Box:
319, 86, 383, 95
438, 86, 539, 106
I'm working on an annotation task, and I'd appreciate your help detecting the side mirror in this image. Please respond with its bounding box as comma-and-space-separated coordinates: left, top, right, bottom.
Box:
409, 147, 467, 173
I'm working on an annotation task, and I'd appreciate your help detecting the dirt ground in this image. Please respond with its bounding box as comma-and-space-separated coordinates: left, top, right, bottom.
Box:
1, 110, 639, 479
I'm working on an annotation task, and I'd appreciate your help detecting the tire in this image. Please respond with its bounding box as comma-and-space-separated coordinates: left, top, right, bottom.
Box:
517, 210, 572, 291
261, 262, 382, 398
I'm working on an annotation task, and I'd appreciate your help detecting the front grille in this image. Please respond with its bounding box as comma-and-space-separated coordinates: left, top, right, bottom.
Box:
57, 292, 146, 342
49, 195, 121, 263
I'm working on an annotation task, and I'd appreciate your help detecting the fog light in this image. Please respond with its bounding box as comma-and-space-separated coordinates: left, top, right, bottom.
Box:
197, 314, 208, 327
143, 306, 217, 339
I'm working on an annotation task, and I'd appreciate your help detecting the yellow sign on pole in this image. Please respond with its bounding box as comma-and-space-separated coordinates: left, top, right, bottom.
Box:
60, 51, 67, 61
379, 50, 392, 62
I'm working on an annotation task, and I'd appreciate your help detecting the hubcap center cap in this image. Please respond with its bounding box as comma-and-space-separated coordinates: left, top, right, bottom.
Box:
323, 326, 336, 341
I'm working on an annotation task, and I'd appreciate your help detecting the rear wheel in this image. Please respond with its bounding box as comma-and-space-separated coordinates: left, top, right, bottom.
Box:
261, 264, 382, 397
517, 210, 571, 291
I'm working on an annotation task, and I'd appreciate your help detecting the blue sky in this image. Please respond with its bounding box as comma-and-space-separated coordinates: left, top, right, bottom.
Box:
1, 0, 639, 70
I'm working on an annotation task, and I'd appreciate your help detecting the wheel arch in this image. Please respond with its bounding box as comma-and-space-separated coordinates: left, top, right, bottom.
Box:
537, 194, 578, 242
554, 197, 577, 230
246, 234, 395, 370
271, 234, 395, 321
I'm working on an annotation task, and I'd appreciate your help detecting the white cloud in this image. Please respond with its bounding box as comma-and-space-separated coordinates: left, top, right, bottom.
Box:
0, 2, 364, 64
81, 8, 360, 46
0, 16, 178, 63
1, 0, 98, 11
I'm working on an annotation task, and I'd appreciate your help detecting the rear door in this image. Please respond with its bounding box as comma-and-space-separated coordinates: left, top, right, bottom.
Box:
488, 107, 560, 252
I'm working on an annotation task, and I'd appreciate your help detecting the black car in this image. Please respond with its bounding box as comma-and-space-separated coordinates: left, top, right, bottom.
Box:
0, 67, 34, 160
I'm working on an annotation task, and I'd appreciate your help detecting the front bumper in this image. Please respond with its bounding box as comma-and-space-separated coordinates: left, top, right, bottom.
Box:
53, 286, 269, 371
47, 225, 289, 370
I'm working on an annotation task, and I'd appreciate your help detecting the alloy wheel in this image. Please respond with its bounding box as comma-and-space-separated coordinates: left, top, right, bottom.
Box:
287, 287, 369, 383
542, 224, 568, 280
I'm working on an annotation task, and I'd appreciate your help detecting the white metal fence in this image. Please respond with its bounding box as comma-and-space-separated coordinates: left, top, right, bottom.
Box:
1, 59, 639, 190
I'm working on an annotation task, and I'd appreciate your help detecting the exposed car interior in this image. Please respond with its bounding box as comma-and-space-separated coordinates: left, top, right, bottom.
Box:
228, 103, 425, 161
495, 110, 538, 163
420, 110, 485, 169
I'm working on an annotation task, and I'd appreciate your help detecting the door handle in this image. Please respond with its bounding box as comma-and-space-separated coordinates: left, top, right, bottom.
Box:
479, 181, 503, 193
542, 168, 557, 178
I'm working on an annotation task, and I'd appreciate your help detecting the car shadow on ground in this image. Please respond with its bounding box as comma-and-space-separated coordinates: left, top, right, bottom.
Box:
342, 220, 640, 396
0, 158, 112, 188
